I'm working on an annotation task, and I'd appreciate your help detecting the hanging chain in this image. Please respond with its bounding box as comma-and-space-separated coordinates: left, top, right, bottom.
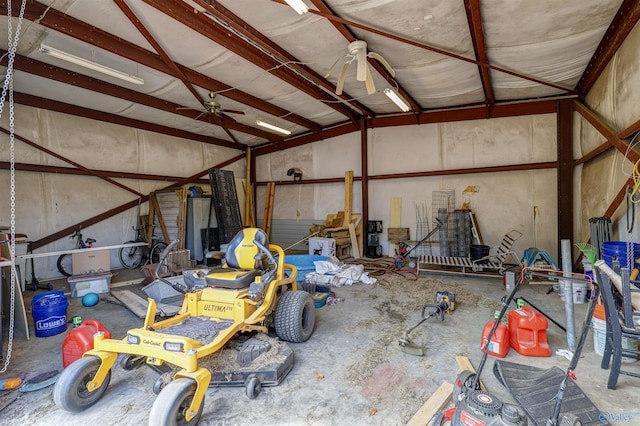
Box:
1, 0, 28, 374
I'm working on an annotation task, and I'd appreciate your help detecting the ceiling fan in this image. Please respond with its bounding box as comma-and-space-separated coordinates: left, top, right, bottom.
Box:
325, 40, 395, 96
202, 92, 245, 117
179, 92, 245, 120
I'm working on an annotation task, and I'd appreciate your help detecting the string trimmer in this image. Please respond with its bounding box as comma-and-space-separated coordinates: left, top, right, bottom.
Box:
399, 291, 455, 356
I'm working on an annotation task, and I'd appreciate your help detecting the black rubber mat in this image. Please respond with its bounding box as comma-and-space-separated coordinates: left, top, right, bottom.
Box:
493, 360, 609, 426
161, 316, 233, 345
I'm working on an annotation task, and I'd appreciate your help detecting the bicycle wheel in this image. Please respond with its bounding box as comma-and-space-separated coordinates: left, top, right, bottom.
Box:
119, 241, 144, 269
149, 241, 168, 264
57, 254, 73, 277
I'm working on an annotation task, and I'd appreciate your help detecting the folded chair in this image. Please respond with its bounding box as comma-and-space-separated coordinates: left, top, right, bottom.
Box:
417, 229, 522, 275
593, 262, 640, 389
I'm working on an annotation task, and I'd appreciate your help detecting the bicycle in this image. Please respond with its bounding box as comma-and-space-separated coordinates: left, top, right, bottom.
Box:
57, 228, 96, 277
119, 225, 168, 269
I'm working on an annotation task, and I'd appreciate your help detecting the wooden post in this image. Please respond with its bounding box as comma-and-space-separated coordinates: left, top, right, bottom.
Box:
263, 182, 275, 238
244, 148, 256, 227
343, 170, 353, 228
150, 192, 170, 243
175, 188, 188, 250
146, 197, 155, 244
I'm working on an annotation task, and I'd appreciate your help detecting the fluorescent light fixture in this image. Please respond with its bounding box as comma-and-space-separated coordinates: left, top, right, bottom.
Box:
256, 120, 291, 136
39, 44, 144, 85
384, 87, 410, 112
284, 0, 309, 14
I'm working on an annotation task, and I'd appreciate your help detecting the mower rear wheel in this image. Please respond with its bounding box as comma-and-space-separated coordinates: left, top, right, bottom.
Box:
53, 356, 111, 412
274, 290, 316, 343
149, 378, 203, 426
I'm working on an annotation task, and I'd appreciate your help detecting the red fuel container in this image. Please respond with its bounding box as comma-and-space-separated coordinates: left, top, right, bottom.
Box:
481, 311, 510, 358
508, 305, 550, 357
62, 319, 111, 368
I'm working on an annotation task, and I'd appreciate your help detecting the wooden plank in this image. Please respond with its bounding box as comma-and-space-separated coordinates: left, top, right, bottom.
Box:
406, 381, 453, 426
0, 234, 30, 339
146, 202, 155, 245
390, 197, 402, 228
150, 193, 170, 243
112, 290, 149, 318
469, 211, 484, 245
343, 170, 353, 228
176, 188, 188, 250
455, 355, 486, 390
349, 223, 360, 258
263, 182, 275, 238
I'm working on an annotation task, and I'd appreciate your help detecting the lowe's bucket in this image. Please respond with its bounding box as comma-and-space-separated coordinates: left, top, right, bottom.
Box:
32, 290, 69, 338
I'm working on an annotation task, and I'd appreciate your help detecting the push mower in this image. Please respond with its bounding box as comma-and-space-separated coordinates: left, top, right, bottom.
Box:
53, 228, 316, 425
431, 268, 601, 426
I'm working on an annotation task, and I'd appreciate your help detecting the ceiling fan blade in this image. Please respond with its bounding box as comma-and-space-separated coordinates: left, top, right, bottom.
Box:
365, 65, 376, 95
325, 54, 348, 78
356, 47, 367, 82
336, 62, 350, 95
223, 109, 245, 115
368, 51, 395, 77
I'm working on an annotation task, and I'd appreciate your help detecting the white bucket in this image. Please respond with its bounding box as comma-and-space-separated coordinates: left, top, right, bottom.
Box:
592, 317, 638, 362
558, 281, 588, 303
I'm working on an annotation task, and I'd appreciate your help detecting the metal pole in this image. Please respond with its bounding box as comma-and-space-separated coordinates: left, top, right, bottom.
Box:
561, 239, 576, 351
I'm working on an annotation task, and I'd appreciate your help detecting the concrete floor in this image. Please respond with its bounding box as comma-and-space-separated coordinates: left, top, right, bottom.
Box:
1, 267, 639, 425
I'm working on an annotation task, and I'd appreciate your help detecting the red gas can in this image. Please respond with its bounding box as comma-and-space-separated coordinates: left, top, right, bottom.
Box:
62, 319, 111, 368
481, 311, 510, 358
508, 305, 550, 356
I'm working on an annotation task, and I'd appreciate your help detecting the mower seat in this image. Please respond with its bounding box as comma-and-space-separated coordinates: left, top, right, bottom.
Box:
205, 228, 269, 289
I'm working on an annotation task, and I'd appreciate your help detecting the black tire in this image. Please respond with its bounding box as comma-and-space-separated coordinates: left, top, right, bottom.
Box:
119, 241, 144, 269
274, 291, 315, 343
119, 354, 145, 371
148, 378, 203, 426
57, 253, 73, 277
150, 241, 168, 264
53, 356, 111, 412
245, 375, 261, 399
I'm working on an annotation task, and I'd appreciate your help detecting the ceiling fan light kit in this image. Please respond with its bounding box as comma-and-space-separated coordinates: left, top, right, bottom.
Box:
384, 87, 411, 112
256, 120, 291, 136
39, 44, 144, 85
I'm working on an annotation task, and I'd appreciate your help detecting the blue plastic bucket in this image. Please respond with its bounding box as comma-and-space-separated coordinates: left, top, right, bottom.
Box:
602, 241, 640, 269
31, 290, 69, 338
283, 255, 329, 282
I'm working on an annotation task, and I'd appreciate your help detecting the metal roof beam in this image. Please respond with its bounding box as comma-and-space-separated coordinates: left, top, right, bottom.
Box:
1, 0, 321, 133
464, 0, 494, 107
308, 0, 422, 113
576, 0, 640, 96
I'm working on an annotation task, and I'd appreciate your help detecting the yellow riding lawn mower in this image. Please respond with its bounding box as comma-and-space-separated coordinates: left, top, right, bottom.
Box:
53, 228, 316, 425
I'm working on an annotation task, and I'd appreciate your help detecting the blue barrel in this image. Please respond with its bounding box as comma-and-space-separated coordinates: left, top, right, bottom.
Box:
31, 290, 69, 338
602, 241, 640, 269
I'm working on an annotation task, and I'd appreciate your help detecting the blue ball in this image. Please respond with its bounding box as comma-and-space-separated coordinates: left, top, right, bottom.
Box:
82, 292, 99, 307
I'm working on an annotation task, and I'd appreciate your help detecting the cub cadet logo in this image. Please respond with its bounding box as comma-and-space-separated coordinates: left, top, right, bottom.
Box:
203, 303, 233, 313
142, 338, 162, 346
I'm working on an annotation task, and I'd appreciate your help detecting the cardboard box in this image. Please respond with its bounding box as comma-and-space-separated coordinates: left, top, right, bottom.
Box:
72, 249, 110, 275
68, 272, 112, 298
387, 228, 410, 243
309, 237, 335, 257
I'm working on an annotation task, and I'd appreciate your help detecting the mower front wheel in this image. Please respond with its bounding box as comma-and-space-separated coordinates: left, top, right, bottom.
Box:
53, 356, 111, 412
148, 378, 203, 426
274, 290, 316, 343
